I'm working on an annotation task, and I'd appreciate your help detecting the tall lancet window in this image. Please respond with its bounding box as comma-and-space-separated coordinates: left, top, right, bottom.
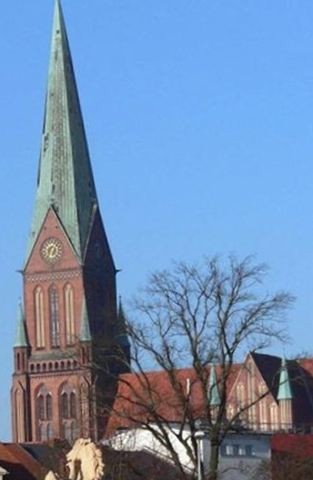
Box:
60, 384, 77, 442
36, 385, 53, 441
49, 285, 60, 347
64, 284, 75, 344
35, 286, 45, 348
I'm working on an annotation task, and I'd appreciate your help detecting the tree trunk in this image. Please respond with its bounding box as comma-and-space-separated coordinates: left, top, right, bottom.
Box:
208, 438, 219, 480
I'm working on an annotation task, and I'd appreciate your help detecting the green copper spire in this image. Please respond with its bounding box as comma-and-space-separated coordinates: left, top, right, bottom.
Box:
27, 0, 98, 261
208, 364, 221, 406
277, 358, 292, 400
116, 296, 130, 347
80, 298, 91, 342
14, 303, 28, 348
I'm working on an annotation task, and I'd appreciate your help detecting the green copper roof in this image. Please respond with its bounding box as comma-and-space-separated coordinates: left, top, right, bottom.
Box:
14, 303, 28, 348
208, 364, 221, 406
277, 358, 292, 400
80, 298, 91, 342
27, 0, 98, 261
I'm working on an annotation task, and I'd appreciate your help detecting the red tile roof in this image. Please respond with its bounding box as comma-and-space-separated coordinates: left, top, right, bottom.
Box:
0, 442, 44, 480
106, 365, 240, 435
107, 354, 313, 436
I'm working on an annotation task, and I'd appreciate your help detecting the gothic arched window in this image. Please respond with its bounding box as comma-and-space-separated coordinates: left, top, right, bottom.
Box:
46, 394, 52, 421
61, 392, 69, 419
47, 423, 53, 440
37, 395, 45, 421
49, 285, 60, 347
64, 422, 72, 442
70, 392, 76, 419
60, 384, 77, 442
70, 421, 77, 442
35, 286, 45, 348
36, 386, 53, 442
16, 353, 20, 371
39, 423, 46, 442
64, 284, 75, 345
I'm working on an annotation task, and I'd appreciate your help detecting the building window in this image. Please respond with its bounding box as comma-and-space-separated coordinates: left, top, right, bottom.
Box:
245, 445, 254, 456
61, 392, 69, 419
70, 421, 77, 441
64, 284, 75, 344
238, 445, 245, 456
39, 423, 46, 442
49, 286, 60, 347
221, 443, 255, 457
37, 395, 45, 421
223, 445, 235, 456
35, 286, 45, 348
46, 394, 52, 420
60, 384, 77, 442
47, 423, 53, 440
70, 392, 76, 419
16, 353, 20, 371
232, 444, 239, 456
36, 386, 53, 441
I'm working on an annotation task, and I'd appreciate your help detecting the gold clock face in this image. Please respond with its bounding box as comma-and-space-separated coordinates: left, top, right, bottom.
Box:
41, 238, 63, 264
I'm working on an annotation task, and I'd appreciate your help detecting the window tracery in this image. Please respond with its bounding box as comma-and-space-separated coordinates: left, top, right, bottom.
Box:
36, 385, 53, 441
35, 286, 45, 348
64, 284, 75, 344
49, 285, 60, 347
60, 384, 77, 442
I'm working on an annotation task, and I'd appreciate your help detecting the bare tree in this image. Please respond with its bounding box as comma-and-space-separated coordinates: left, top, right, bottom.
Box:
104, 256, 293, 480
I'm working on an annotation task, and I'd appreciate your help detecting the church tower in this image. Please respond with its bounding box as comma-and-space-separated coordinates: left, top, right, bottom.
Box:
11, 0, 129, 443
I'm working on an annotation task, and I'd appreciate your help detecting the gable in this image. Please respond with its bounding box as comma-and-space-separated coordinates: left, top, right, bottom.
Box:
25, 208, 81, 274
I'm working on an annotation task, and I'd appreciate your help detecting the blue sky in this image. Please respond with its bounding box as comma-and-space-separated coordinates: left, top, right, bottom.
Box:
1, 0, 313, 439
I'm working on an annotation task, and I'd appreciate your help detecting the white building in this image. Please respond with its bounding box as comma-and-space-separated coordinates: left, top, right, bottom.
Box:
110, 424, 271, 479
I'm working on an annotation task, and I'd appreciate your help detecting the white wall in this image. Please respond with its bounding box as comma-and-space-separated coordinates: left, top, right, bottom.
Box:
109, 425, 271, 479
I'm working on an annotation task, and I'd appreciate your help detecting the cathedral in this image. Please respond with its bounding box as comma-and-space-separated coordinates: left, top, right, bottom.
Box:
11, 0, 129, 443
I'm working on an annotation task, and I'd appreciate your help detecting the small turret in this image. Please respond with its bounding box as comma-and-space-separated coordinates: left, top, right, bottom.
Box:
115, 297, 130, 365
208, 364, 221, 407
208, 364, 221, 422
277, 358, 292, 400
14, 303, 28, 348
80, 298, 92, 365
13, 302, 29, 373
80, 298, 92, 343
277, 358, 293, 430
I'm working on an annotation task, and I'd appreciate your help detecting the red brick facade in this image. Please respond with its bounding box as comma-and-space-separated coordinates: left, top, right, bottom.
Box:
11, 208, 120, 443
11, 0, 128, 444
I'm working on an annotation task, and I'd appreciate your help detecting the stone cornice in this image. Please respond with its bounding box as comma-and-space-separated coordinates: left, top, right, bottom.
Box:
24, 268, 81, 283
